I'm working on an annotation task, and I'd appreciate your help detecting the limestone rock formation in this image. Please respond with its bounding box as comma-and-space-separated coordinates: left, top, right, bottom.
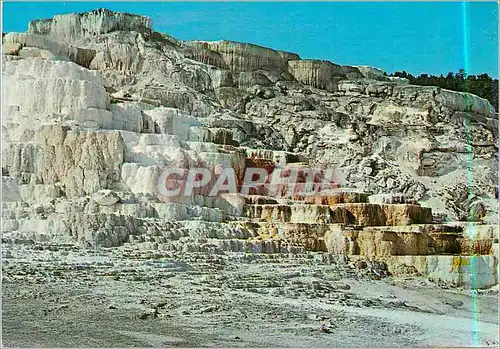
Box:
2, 9, 498, 288
28, 8, 153, 44
185, 40, 300, 73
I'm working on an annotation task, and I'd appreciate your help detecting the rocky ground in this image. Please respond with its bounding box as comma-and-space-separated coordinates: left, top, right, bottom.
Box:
2, 8, 499, 348
2, 243, 498, 347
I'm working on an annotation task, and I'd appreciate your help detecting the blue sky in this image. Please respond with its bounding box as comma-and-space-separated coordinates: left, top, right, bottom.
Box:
2, 2, 498, 77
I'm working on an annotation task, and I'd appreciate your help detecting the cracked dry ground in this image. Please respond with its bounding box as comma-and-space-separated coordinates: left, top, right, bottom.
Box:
2, 244, 498, 348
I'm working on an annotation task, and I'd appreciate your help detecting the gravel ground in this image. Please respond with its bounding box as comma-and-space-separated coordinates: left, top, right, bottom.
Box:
2, 243, 499, 347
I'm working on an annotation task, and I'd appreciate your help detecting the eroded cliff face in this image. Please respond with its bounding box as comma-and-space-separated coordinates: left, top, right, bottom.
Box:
2, 9, 498, 288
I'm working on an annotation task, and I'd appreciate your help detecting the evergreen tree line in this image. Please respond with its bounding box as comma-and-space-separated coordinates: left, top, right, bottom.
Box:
389, 69, 499, 112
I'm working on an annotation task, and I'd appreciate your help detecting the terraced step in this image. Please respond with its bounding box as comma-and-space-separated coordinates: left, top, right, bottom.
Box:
379, 255, 499, 289
294, 191, 369, 205
242, 202, 433, 226
329, 203, 433, 226
243, 203, 332, 223
243, 147, 305, 165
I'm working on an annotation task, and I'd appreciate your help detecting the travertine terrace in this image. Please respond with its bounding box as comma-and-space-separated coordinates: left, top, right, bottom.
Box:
1, 9, 499, 347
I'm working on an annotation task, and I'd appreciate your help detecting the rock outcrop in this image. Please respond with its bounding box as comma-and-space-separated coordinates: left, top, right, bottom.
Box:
2, 9, 498, 288
184, 40, 300, 73
28, 8, 153, 44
